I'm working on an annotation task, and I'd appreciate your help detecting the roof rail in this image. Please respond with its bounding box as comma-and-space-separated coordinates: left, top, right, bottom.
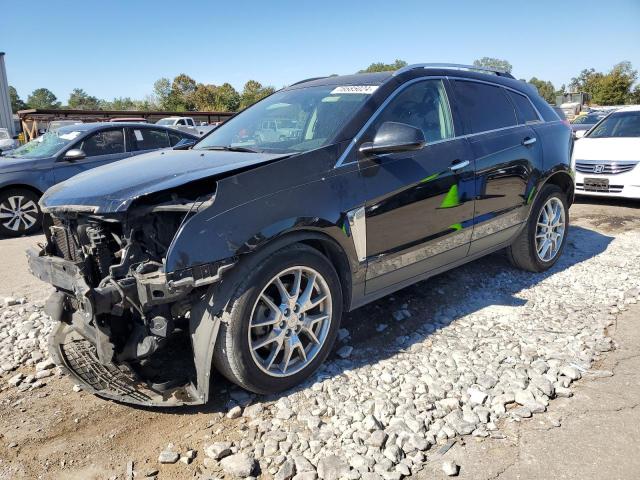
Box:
393, 63, 515, 79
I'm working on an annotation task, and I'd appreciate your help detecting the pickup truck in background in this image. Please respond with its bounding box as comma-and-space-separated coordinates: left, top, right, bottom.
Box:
156, 116, 200, 136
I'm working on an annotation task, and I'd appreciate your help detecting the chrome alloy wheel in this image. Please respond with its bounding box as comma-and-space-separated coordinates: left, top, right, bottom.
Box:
535, 197, 565, 262
248, 266, 332, 377
0, 195, 39, 232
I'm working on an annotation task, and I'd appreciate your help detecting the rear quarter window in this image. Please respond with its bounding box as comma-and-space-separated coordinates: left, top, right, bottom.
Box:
452, 80, 518, 134
131, 128, 170, 151
506, 90, 540, 124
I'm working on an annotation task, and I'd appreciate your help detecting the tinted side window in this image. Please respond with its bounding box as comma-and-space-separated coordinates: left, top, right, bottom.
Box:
169, 130, 188, 146
452, 81, 517, 133
131, 128, 170, 151
176, 119, 186, 125
80, 129, 125, 157
367, 79, 454, 143
506, 90, 539, 124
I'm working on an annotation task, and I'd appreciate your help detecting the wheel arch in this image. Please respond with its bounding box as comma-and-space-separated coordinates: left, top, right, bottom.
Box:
0, 183, 44, 199
188, 228, 354, 404
209, 229, 354, 316
540, 169, 574, 206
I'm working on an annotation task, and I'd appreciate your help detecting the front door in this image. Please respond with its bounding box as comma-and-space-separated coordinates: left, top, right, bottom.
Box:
54, 127, 130, 183
354, 79, 476, 293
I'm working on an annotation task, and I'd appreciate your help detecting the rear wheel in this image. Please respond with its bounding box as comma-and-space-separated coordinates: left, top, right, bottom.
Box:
212, 244, 343, 394
0, 189, 42, 238
507, 184, 569, 272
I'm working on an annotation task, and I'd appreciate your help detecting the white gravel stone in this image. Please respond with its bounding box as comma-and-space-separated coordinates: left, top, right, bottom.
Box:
442, 460, 459, 476
220, 453, 257, 478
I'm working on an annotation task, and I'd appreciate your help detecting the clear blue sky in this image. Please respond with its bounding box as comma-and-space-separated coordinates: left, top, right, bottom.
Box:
1, 0, 639, 103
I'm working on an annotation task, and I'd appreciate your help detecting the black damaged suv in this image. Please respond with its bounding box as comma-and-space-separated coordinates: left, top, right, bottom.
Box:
28, 64, 573, 406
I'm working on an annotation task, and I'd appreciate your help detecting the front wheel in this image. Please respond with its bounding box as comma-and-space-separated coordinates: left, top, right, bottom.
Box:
212, 244, 343, 394
0, 189, 42, 238
507, 184, 569, 272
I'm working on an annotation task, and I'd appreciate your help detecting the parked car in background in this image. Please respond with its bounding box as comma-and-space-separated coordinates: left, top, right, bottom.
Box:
572, 105, 640, 199
0, 128, 19, 152
28, 63, 573, 406
156, 116, 199, 135
0, 122, 197, 237
41, 120, 83, 135
254, 118, 302, 143
570, 111, 608, 137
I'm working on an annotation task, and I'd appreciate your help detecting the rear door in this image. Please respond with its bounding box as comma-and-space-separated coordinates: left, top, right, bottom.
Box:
449, 80, 543, 254
355, 79, 476, 293
54, 127, 130, 183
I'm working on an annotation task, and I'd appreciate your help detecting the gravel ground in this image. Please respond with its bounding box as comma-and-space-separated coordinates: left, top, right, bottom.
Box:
0, 198, 638, 480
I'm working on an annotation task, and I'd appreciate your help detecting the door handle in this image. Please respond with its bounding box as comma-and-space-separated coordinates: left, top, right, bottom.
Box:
522, 137, 537, 146
449, 159, 470, 172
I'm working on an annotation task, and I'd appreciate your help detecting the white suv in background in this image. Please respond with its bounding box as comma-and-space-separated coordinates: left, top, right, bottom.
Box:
572, 105, 640, 199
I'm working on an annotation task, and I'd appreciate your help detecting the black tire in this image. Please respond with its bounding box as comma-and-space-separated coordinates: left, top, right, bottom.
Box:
507, 184, 569, 272
212, 243, 343, 394
0, 189, 42, 238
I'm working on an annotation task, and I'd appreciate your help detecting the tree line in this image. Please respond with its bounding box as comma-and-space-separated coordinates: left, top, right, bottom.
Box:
9, 58, 640, 113
358, 57, 640, 105
9, 75, 276, 113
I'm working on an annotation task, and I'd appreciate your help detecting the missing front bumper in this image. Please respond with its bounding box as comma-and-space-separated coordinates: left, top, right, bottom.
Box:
50, 322, 204, 407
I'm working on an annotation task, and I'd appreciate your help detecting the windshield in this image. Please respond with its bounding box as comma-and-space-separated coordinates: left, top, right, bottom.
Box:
0, 131, 9, 140
4, 129, 82, 159
588, 112, 640, 138
572, 114, 604, 125
156, 119, 175, 125
194, 85, 374, 154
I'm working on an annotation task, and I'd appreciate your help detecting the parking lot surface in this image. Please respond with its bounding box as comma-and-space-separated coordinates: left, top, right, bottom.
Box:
0, 197, 638, 480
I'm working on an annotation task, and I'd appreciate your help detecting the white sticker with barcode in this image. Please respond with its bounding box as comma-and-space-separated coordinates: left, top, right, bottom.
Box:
330, 85, 378, 94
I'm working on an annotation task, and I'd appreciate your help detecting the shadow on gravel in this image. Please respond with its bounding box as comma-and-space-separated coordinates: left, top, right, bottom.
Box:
133, 225, 613, 416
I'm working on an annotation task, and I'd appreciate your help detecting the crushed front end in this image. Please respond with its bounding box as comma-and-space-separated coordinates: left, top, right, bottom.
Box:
28, 201, 233, 406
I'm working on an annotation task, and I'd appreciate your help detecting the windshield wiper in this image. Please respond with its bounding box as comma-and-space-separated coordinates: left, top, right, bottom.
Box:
199, 145, 260, 153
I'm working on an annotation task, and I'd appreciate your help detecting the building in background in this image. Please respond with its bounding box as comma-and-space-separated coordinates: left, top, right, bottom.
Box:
0, 52, 15, 136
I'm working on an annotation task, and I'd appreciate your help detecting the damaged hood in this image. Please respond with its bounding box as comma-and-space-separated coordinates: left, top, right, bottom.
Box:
41, 149, 289, 213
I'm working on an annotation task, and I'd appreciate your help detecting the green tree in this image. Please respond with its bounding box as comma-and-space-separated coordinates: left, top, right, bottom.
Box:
630, 84, 640, 104
593, 62, 637, 105
569, 68, 603, 95
473, 57, 513, 73
193, 83, 240, 111
171, 74, 197, 110
359, 59, 407, 73
215, 82, 240, 111
9, 86, 26, 112
240, 80, 275, 109
153, 77, 173, 110
193, 83, 218, 111
26, 88, 61, 109
570, 62, 638, 105
67, 88, 101, 110
528, 77, 556, 103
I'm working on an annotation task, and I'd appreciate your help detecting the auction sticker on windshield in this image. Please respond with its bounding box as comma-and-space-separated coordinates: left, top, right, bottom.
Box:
59, 131, 81, 140
330, 86, 378, 94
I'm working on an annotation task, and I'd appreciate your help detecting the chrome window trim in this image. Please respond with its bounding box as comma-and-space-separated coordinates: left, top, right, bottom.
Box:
334, 75, 545, 169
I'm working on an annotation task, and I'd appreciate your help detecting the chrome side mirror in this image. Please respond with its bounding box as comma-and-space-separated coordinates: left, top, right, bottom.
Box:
63, 148, 86, 161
